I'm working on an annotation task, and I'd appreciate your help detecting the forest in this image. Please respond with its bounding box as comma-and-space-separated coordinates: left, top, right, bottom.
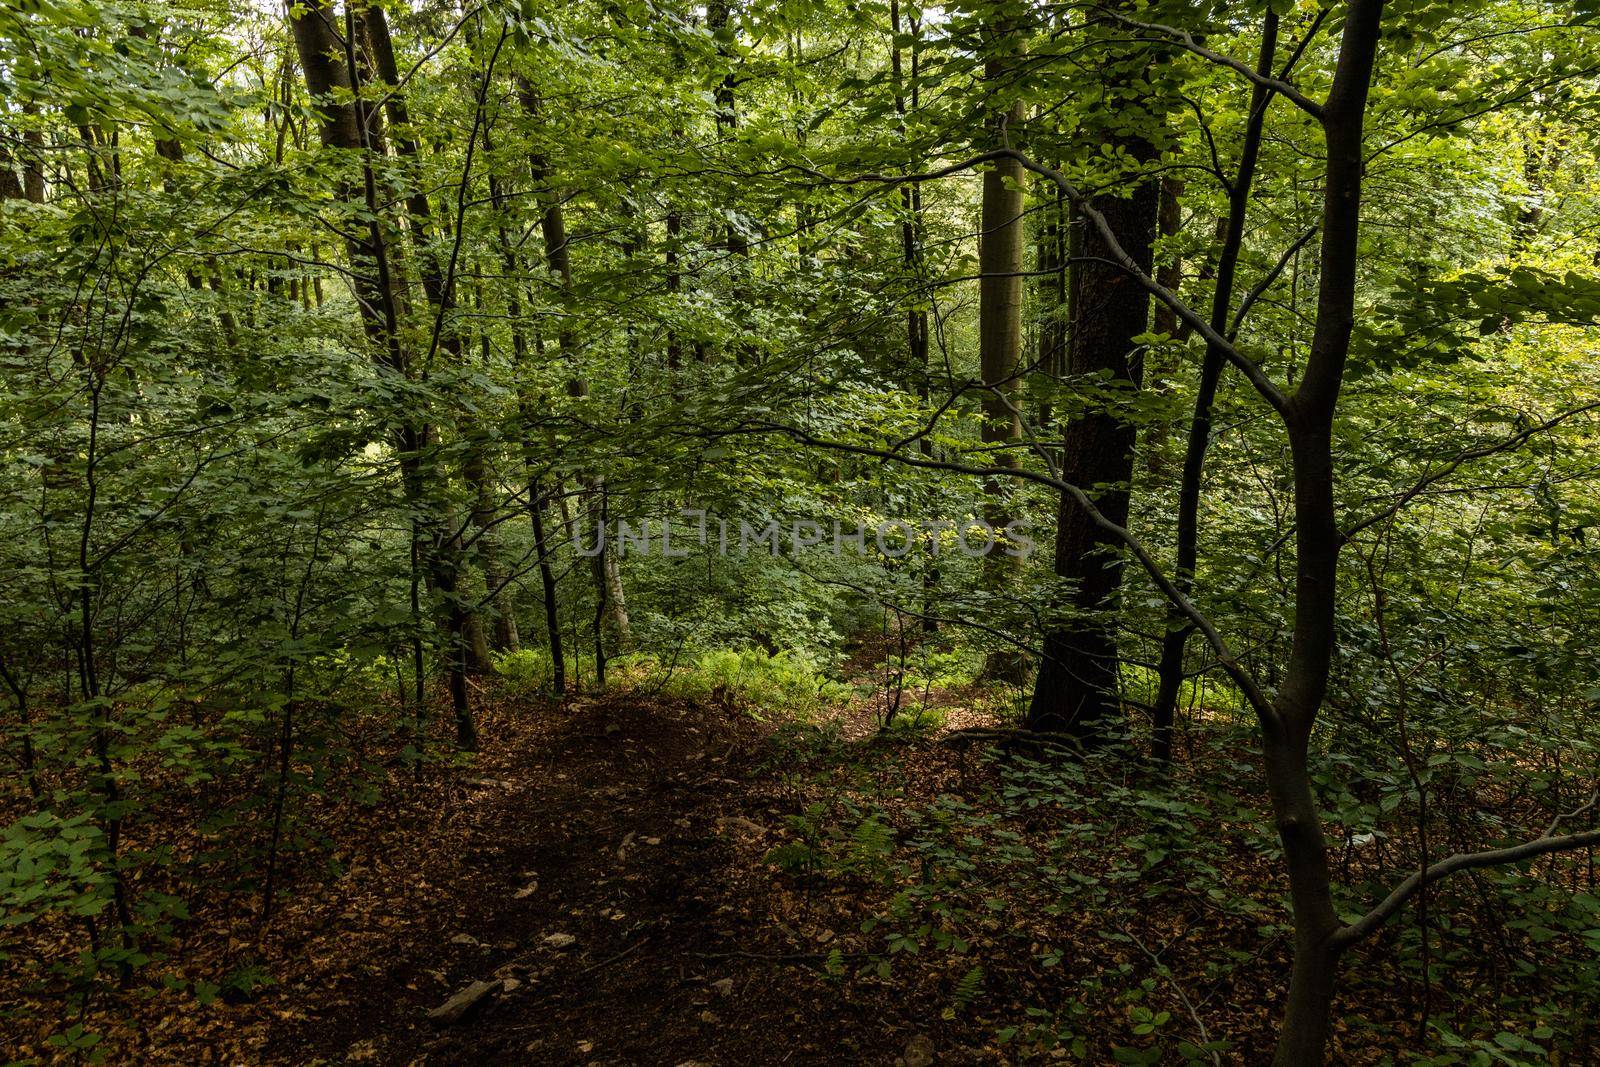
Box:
4, 0, 1600, 1063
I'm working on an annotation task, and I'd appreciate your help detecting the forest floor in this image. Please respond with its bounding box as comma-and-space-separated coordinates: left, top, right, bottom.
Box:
267, 692, 960, 1067
262, 691, 1051, 1066
6, 681, 1440, 1065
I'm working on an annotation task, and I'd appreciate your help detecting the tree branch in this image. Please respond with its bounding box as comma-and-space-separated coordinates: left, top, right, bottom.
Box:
1094, 9, 1327, 122
1332, 799, 1600, 952
997, 149, 1291, 414
1342, 401, 1600, 541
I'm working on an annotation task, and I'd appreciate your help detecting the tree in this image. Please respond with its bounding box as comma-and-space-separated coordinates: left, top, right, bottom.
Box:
976, 9, 1027, 680
1026, 6, 1159, 740
286, 0, 479, 748
7, 2, 1600, 1061
1149, 9, 1286, 764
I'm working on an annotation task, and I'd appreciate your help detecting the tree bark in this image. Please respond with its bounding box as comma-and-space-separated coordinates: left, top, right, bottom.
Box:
977, 22, 1026, 585
1026, 43, 1158, 738
1151, 12, 1280, 764
286, 0, 477, 748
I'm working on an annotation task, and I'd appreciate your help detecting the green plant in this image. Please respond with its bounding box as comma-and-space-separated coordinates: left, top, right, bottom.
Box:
640, 647, 848, 717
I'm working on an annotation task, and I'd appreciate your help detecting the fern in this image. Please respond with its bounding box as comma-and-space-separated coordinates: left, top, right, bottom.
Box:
953, 965, 984, 1010
848, 816, 895, 869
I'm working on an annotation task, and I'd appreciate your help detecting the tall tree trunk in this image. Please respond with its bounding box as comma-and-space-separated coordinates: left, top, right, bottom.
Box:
364, 1, 496, 675
527, 467, 566, 695
892, 1, 938, 634
14, 102, 46, 203
474, 284, 520, 655
286, 0, 477, 748
1035, 176, 1067, 418
977, 13, 1026, 670
1140, 174, 1190, 480
1149, 178, 1185, 342
1151, 13, 1281, 763
484, 119, 562, 683
666, 207, 684, 387
521, 82, 631, 651
1264, 3, 1386, 1060
465, 419, 518, 655
708, 0, 752, 363
1026, 24, 1159, 739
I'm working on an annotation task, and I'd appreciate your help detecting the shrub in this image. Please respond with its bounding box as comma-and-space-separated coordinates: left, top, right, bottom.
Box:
626, 647, 847, 717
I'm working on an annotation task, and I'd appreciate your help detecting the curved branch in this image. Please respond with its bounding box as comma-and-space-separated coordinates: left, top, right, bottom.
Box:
1230, 225, 1319, 339
1333, 817, 1600, 952
1094, 9, 1327, 122
1341, 400, 1600, 541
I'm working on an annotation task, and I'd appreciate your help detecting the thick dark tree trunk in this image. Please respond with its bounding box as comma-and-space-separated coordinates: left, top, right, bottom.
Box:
1026, 150, 1158, 739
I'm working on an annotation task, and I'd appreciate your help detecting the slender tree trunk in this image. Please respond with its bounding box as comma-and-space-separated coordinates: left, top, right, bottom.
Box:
464, 442, 516, 656
666, 207, 684, 387
468, 287, 519, 654
1140, 174, 1190, 480
483, 117, 562, 683
1152, 13, 1281, 763
364, 1, 496, 675
1263, 3, 1386, 1061
527, 468, 566, 695
891, 1, 929, 396
522, 82, 631, 650
891, 2, 938, 634
708, 0, 751, 364
1149, 178, 1184, 343
977, 24, 1026, 577
1035, 175, 1067, 422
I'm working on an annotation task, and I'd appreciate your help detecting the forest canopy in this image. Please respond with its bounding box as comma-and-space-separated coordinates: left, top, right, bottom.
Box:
4, 0, 1600, 1063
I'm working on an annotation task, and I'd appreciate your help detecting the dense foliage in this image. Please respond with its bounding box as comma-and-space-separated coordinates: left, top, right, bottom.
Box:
4, 0, 1600, 1061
